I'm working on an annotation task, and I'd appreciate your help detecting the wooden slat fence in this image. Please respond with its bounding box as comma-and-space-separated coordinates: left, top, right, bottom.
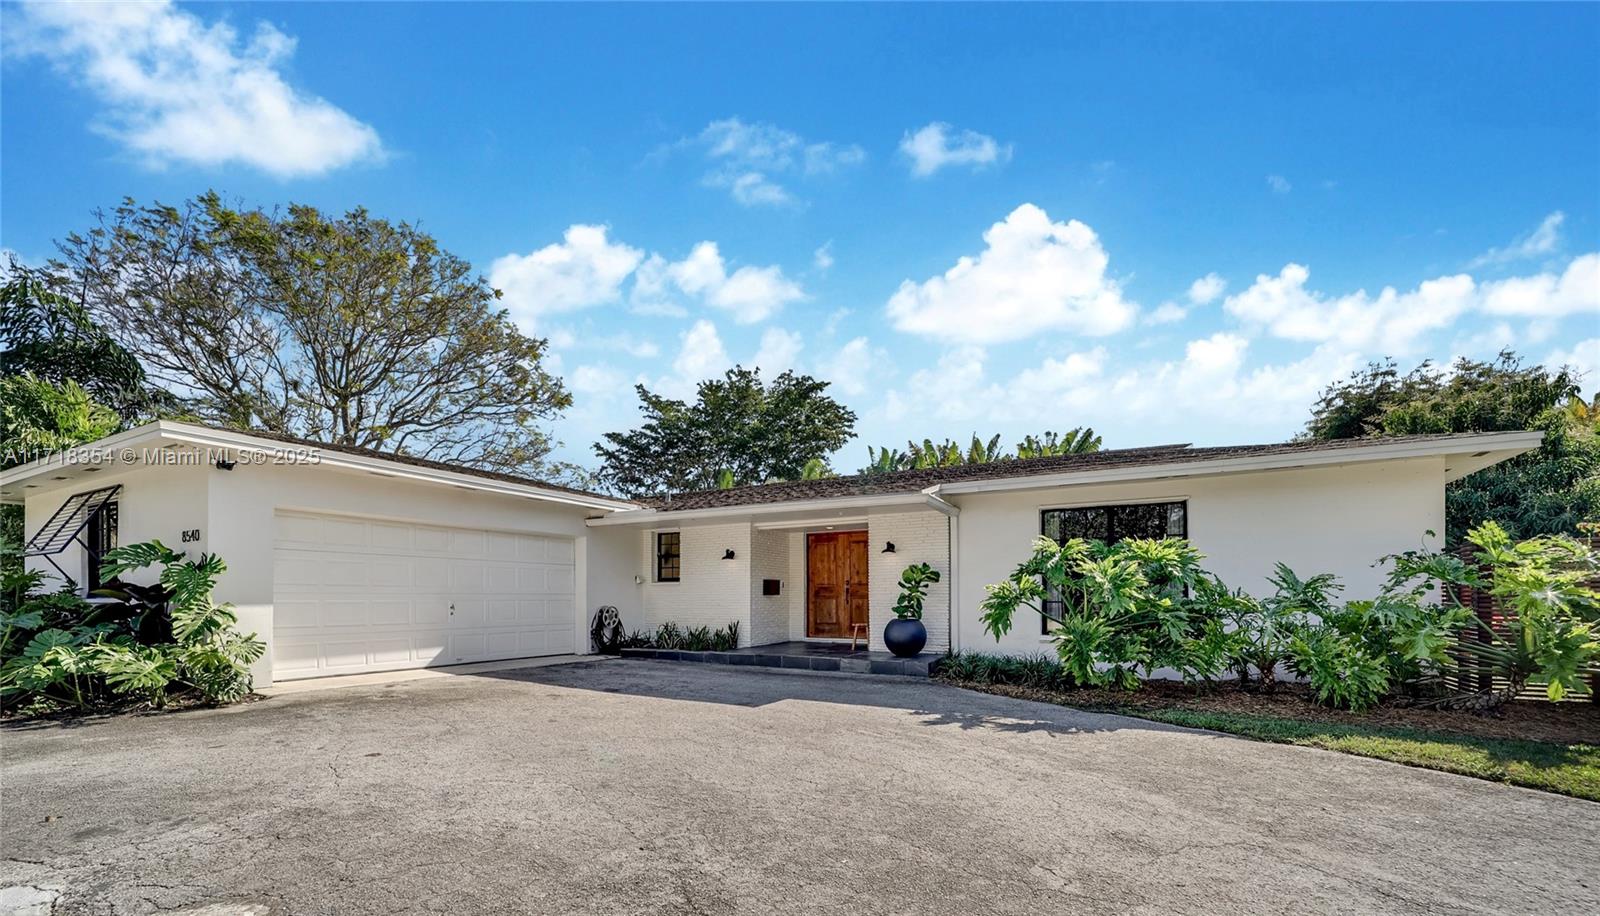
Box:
1447, 536, 1600, 703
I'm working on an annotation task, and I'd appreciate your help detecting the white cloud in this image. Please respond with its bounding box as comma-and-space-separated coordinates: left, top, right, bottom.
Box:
1479, 253, 1599, 318
655, 319, 731, 397
1188, 273, 1227, 306
886, 204, 1138, 344
752, 328, 803, 375
885, 334, 1359, 437
1145, 302, 1189, 326
1548, 338, 1600, 395
813, 241, 835, 272
1223, 253, 1598, 353
1224, 263, 1477, 353
668, 242, 805, 324
1266, 174, 1292, 194
10, 0, 382, 177
1145, 273, 1228, 326
706, 171, 793, 207
820, 337, 889, 397
899, 122, 1012, 177
692, 117, 864, 207
1469, 211, 1565, 268
570, 364, 626, 397
489, 225, 644, 331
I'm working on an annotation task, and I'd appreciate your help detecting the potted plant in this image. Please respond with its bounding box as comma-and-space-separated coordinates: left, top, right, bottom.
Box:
885, 562, 941, 657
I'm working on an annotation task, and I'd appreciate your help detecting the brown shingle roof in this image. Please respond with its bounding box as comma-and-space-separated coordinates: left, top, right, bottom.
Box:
641, 432, 1517, 513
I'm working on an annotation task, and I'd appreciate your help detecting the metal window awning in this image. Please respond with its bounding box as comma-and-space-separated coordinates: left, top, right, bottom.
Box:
22, 484, 121, 584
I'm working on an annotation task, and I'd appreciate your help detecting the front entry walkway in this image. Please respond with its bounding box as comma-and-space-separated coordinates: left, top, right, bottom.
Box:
620, 640, 940, 677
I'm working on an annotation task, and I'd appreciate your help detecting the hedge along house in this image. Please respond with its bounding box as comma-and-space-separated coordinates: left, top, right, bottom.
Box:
3, 422, 1541, 686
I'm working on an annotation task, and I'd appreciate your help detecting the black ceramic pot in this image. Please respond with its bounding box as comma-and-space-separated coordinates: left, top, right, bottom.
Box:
883, 618, 927, 658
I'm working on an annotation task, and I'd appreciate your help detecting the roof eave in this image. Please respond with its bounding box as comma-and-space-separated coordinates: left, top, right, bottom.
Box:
586, 490, 957, 527
935, 430, 1546, 496
0, 421, 638, 512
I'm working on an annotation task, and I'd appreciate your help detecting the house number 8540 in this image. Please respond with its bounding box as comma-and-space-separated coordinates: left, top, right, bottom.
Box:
182, 529, 202, 543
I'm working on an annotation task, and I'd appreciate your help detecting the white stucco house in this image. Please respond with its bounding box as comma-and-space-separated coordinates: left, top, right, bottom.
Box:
2, 420, 1541, 687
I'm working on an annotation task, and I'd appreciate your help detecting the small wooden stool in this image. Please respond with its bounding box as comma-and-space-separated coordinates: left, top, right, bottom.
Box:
849, 623, 868, 650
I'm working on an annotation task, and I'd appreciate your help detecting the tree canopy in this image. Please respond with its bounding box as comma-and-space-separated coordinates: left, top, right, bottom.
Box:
595, 367, 857, 497
861, 428, 1102, 474
46, 193, 573, 478
1, 259, 172, 421
1303, 350, 1598, 544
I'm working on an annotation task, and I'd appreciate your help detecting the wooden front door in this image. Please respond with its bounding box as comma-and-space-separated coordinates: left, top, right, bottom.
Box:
807, 531, 869, 638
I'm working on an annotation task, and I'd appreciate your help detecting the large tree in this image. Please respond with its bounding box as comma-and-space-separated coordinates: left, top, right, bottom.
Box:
1, 259, 173, 421
595, 367, 857, 496
1304, 350, 1599, 544
47, 193, 572, 476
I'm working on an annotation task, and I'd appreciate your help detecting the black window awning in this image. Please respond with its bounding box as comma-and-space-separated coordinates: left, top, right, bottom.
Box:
23, 484, 122, 558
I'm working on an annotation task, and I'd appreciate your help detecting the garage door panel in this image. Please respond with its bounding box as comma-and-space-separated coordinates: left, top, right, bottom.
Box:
486, 567, 518, 593
323, 518, 369, 548
369, 639, 413, 664
368, 559, 414, 587
449, 563, 484, 592
546, 539, 575, 564
371, 599, 411, 627
413, 600, 450, 625
274, 556, 322, 588
547, 567, 575, 593
370, 522, 413, 550
414, 526, 451, 552
273, 511, 577, 680
449, 530, 485, 557
323, 559, 369, 588
322, 599, 370, 627
487, 599, 518, 624
486, 532, 519, 561
413, 557, 450, 587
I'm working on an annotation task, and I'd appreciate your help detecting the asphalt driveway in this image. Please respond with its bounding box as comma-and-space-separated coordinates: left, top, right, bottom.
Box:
2, 660, 1596, 916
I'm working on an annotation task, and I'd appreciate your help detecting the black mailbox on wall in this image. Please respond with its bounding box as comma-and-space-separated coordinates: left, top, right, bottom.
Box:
761, 579, 781, 596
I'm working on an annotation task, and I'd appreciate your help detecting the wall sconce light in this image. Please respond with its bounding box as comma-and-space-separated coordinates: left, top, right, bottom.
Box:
722, 549, 736, 560
633, 574, 645, 585
882, 541, 896, 554
215, 458, 237, 471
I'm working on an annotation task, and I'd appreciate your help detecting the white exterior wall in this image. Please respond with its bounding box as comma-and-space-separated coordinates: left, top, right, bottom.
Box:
748, 528, 791, 646
952, 458, 1448, 657
637, 523, 754, 645
23, 463, 208, 594
867, 512, 952, 653
786, 532, 806, 640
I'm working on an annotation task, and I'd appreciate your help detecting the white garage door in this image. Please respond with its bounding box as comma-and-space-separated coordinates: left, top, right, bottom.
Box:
272, 510, 577, 680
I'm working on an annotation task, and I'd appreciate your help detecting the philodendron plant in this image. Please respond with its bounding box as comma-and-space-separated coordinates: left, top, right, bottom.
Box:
891, 563, 941, 620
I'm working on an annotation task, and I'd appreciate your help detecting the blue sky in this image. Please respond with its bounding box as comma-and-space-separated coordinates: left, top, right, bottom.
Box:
3, 1, 1597, 471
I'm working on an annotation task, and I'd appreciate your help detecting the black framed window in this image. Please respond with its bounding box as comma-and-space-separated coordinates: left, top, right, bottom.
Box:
655, 531, 681, 582
1039, 501, 1186, 630
86, 500, 119, 591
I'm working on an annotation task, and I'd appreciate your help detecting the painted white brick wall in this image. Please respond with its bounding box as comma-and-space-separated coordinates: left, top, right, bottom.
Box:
638, 523, 753, 645
786, 532, 806, 640
748, 528, 791, 646
868, 512, 951, 653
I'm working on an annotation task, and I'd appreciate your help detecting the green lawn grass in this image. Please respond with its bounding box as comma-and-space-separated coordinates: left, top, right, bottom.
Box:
1081, 704, 1600, 802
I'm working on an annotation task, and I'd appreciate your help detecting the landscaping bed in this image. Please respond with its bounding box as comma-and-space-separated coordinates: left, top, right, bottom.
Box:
941, 675, 1600, 801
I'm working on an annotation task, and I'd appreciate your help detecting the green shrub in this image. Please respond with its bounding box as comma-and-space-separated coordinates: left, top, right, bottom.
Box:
938, 651, 1074, 690
1286, 629, 1391, 711
0, 541, 263, 713
978, 536, 1229, 690
623, 620, 742, 652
